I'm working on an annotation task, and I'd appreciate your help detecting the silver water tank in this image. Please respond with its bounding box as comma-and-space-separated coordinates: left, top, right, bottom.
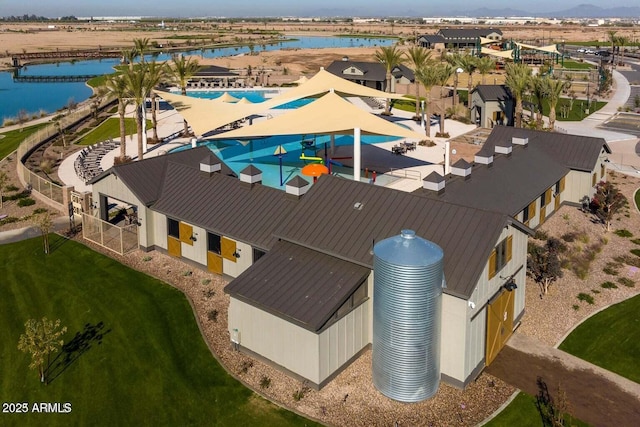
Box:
372, 229, 444, 402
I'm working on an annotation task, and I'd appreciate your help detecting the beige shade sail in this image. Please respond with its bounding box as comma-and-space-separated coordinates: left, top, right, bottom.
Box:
210, 91, 425, 140
292, 75, 309, 85
481, 47, 515, 60
480, 37, 497, 45
267, 68, 409, 106
214, 92, 240, 103
159, 91, 281, 137
515, 42, 560, 55
237, 97, 253, 104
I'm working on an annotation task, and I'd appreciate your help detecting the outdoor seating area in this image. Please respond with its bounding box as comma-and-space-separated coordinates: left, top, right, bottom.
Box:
74, 139, 120, 184
391, 141, 416, 155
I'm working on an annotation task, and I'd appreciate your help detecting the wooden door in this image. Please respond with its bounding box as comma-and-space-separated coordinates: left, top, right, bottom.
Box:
167, 236, 181, 257
486, 289, 515, 366
539, 205, 547, 224
207, 251, 223, 274
221, 237, 237, 262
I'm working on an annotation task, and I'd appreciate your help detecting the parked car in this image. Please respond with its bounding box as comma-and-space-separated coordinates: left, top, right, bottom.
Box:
576, 48, 586, 53
585, 49, 595, 54
595, 50, 610, 57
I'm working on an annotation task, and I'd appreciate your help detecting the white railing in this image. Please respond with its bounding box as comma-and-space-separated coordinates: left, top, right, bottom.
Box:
82, 213, 138, 255
387, 168, 422, 181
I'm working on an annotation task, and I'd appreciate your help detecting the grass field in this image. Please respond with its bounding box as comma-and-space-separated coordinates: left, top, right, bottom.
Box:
0, 123, 50, 160
75, 118, 151, 146
558, 294, 640, 383
561, 60, 594, 70
0, 235, 317, 426
484, 392, 589, 427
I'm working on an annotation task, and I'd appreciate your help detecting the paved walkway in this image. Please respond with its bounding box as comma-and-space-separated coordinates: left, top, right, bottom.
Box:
0, 216, 77, 244
486, 333, 640, 426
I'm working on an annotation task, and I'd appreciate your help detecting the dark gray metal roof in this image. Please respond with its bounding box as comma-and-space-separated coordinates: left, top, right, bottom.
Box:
286, 175, 309, 188
325, 61, 414, 83
91, 147, 236, 206
151, 161, 297, 250
472, 85, 512, 102
416, 144, 569, 216
225, 240, 370, 332
438, 28, 503, 39
194, 65, 239, 77
480, 127, 611, 172
424, 171, 444, 183
275, 175, 513, 300
418, 34, 446, 44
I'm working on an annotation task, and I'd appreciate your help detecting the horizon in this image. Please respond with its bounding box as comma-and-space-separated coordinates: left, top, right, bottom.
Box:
1, 1, 637, 19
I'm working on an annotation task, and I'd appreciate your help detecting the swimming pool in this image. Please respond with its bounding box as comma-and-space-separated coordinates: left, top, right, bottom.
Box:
178, 90, 313, 109
172, 133, 401, 189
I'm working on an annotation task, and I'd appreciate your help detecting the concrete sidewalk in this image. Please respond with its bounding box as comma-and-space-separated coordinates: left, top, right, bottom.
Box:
0, 216, 76, 245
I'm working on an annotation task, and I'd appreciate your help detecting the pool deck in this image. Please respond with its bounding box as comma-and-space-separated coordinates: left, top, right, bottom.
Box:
58, 93, 475, 194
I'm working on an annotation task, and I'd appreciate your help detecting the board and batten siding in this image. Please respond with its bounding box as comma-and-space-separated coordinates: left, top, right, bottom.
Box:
440, 294, 467, 383
229, 298, 321, 384
564, 170, 596, 204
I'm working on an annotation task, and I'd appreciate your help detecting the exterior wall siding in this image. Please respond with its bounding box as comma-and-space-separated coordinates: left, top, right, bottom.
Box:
565, 170, 594, 204
229, 298, 321, 384
318, 301, 370, 384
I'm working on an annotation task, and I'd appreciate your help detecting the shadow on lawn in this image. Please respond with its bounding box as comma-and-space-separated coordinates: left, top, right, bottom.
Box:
45, 321, 111, 384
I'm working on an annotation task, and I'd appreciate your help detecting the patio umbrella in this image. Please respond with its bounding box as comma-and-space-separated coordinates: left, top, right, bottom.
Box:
301, 163, 329, 182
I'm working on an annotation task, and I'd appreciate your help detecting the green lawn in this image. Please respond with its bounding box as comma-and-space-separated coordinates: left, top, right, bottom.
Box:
560, 61, 594, 70
75, 118, 151, 146
635, 188, 640, 212
558, 294, 640, 383
0, 123, 50, 160
485, 392, 589, 427
0, 235, 318, 426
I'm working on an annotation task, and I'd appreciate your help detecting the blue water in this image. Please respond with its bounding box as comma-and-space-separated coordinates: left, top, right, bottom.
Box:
0, 36, 394, 122
183, 90, 313, 109
172, 133, 399, 189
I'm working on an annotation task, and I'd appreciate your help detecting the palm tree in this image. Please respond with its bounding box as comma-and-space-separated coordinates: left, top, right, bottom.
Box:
121, 47, 137, 71
105, 74, 131, 161
123, 63, 150, 160
406, 46, 432, 119
374, 45, 406, 115
414, 64, 443, 138
457, 54, 478, 102
145, 61, 169, 142
133, 37, 151, 63
546, 78, 570, 131
476, 56, 496, 85
607, 30, 617, 65
617, 36, 629, 64
530, 75, 548, 130
169, 55, 201, 135
437, 63, 454, 135
504, 62, 532, 128
445, 53, 463, 107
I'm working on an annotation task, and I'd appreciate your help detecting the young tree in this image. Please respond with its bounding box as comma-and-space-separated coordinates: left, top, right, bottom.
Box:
33, 210, 53, 254
546, 77, 570, 131
0, 171, 7, 209
18, 317, 67, 384
592, 180, 627, 231
374, 45, 406, 115
405, 46, 432, 119
476, 56, 496, 85
414, 63, 443, 138
527, 238, 564, 295
169, 54, 200, 136
104, 74, 131, 161
504, 62, 532, 128
531, 75, 548, 130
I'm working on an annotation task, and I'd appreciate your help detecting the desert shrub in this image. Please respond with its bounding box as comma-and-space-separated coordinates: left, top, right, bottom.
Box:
5, 184, 19, 192
207, 309, 219, 322
601, 281, 617, 289
592, 289, 601, 294
631, 239, 640, 245
182, 270, 193, 276
201, 278, 211, 286
32, 208, 48, 214
577, 293, 595, 304
572, 258, 590, 280
0, 216, 19, 225
534, 230, 549, 241
631, 249, 640, 257
142, 256, 152, 262
17, 197, 35, 207
239, 360, 253, 374
260, 375, 271, 389
603, 262, 620, 275
614, 255, 640, 268
293, 381, 310, 401
561, 232, 578, 243
203, 289, 215, 298
614, 229, 633, 238
617, 277, 635, 287
572, 305, 580, 311
577, 232, 590, 244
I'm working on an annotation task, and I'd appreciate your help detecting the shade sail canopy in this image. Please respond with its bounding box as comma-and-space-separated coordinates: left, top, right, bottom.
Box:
481, 47, 514, 59
237, 97, 253, 104
214, 92, 240, 103
268, 68, 409, 107
159, 91, 281, 137
211, 91, 425, 140
292, 75, 309, 85
515, 42, 560, 55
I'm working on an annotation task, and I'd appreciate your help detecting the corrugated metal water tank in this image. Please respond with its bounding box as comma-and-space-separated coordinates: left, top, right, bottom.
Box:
372, 229, 444, 402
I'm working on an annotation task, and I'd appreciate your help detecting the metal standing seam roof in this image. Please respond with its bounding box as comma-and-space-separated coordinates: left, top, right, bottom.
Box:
480, 127, 611, 172
225, 240, 371, 332
193, 65, 239, 77
438, 28, 503, 39
472, 85, 512, 103
418, 34, 446, 44
90, 146, 235, 206
325, 61, 414, 83
151, 161, 297, 250
415, 144, 569, 216
274, 174, 513, 300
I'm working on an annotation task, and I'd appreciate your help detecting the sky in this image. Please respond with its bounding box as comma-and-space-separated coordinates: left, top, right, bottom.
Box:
0, 1, 634, 18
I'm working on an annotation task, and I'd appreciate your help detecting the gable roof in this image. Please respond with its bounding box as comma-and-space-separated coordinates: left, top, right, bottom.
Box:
325, 60, 414, 83
90, 147, 235, 206
274, 174, 517, 300
438, 28, 503, 39
418, 34, 446, 44
479, 127, 611, 172
472, 85, 512, 103
194, 65, 239, 77
415, 144, 569, 216
151, 161, 297, 250
225, 240, 370, 332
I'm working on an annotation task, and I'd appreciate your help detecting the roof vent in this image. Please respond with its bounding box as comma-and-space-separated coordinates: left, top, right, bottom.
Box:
354, 202, 363, 210
512, 136, 528, 147
474, 153, 494, 167
495, 140, 513, 156
239, 164, 262, 187
285, 175, 310, 199
423, 171, 445, 194
450, 159, 472, 180
200, 155, 221, 176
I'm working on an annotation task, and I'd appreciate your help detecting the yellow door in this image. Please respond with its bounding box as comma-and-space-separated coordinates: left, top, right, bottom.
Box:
167, 236, 181, 257
179, 222, 194, 245
207, 251, 223, 274
221, 237, 237, 262
539, 205, 547, 224
486, 289, 515, 366
555, 193, 560, 210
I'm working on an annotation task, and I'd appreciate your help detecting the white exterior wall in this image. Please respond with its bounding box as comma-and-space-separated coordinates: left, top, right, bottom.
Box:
229, 298, 321, 384
151, 210, 167, 250
222, 240, 253, 278
565, 170, 595, 203
318, 301, 370, 384
440, 294, 467, 382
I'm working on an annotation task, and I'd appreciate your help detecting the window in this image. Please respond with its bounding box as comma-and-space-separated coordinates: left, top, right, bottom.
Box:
207, 232, 221, 254
523, 205, 530, 224
253, 248, 265, 263
488, 235, 513, 279
167, 218, 179, 238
